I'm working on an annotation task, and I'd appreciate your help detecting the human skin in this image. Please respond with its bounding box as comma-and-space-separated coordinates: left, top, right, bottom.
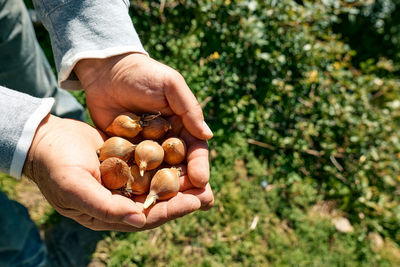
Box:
75, 53, 213, 190
22, 53, 214, 231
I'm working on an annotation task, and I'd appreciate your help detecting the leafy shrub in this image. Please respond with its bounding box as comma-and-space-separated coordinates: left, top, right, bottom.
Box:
130, 0, 400, 241
333, 0, 400, 71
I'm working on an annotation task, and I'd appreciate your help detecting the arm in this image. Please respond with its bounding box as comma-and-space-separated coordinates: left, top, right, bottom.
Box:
0, 86, 53, 178
32, 0, 147, 90
0, 87, 145, 230
0, 87, 148, 230
0, 86, 211, 231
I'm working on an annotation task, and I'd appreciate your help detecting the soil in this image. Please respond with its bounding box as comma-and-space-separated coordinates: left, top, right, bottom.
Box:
15, 178, 51, 224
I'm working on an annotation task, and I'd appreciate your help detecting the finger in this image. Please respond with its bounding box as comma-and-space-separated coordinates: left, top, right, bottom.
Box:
164, 73, 213, 140
94, 128, 109, 142
142, 192, 201, 229
183, 183, 214, 210
71, 213, 143, 232
66, 169, 146, 228
181, 129, 210, 188
177, 164, 196, 191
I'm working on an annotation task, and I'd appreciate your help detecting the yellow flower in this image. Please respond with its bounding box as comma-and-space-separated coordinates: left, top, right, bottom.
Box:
333, 62, 341, 70
210, 51, 220, 60
306, 70, 318, 83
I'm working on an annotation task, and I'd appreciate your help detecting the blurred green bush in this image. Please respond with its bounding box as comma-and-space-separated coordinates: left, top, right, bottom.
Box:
129, 0, 400, 241
333, 0, 400, 70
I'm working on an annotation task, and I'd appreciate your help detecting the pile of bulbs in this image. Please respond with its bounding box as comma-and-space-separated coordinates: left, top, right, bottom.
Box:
96, 112, 186, 209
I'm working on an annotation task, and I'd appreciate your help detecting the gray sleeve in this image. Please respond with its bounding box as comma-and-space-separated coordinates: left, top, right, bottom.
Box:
0, 86, 54, 178
32, 0, 148, 90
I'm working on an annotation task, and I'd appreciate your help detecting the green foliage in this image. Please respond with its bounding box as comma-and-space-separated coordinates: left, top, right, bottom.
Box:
100, 137, 397, 266
333, 0, 400, 70
129, 0, 400, 241
0, 173, 18, 198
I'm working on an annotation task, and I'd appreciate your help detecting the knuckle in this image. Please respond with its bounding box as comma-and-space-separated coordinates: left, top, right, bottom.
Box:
101, 205, 114, 223
182, 102, 203, 120
172, 69, 185, 81
201, 197, 214, 211
98, 196, 119, 223
205, 194, 215, 207
165, 69, 185, 86
56, 206, 79, 218
193, 172, 209, 188
86, 223, 101, 231
81, 219, 104, 231
90, 225, 105, 231
192, 102, 202, 112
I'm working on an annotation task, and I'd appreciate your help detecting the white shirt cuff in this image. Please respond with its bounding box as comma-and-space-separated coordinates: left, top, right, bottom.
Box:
9, 98, 55, 179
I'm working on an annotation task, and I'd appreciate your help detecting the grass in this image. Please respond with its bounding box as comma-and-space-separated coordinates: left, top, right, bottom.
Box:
0, 173, 18, 198
2, 139, 400, 266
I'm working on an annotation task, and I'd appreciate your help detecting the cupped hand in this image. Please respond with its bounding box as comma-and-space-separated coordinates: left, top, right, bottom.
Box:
75, 53, 213, 141
75, 53, 214, 190
23, 114, 213, 231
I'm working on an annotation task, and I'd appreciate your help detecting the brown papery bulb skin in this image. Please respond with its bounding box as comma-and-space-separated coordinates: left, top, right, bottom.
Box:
105, 112, 142, 138
129, 165, 154, 195
141, 117, 171, 140
98, 137, 135, 162
143, 167, 181, 208
162, 137, 187, 165
100, 157, 131, 189
135, 140, 164, 176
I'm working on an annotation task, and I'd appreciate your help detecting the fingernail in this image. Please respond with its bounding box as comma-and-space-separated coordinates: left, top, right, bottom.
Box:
123, 213, 146, 228
203, 121, 213, 138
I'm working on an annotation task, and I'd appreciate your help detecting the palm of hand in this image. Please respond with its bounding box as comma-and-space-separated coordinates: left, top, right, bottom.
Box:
82, 54, 208, 137
27, 116, 212, 231
77, 54, 213, 182
50, 53, 215, 230
84, 54, 170, 130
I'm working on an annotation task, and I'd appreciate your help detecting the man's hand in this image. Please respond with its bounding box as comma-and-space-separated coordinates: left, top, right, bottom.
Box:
75, 53, 213, 141
75, 53, 214, 203
23, 114, 212, 231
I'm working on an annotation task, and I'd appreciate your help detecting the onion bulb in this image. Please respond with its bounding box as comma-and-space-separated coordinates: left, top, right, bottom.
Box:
162, 137, 187, 165
143, 167, 181, 208
105, 112, 143, 138
141, 116, 171, 140
97, 137, 135, 162
129, 165, 154, 195
100, 157, 131, 189
134, 140, 164, 176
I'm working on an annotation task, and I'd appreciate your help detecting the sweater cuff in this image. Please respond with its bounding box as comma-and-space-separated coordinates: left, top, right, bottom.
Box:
33, 0, 148, 90
60, 46, 148, 90
10, 98, 54, 179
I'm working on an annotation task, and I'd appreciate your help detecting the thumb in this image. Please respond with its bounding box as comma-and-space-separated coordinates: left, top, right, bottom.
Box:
165, 73, 213, 140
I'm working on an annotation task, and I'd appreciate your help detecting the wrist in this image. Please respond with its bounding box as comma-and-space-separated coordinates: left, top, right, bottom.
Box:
22, 114, 59, 183
74, 52, 144, 90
